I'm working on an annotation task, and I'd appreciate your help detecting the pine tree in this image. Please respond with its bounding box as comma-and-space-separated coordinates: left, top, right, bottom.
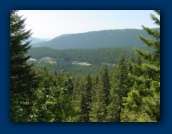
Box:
90, 66, 110, 122
10, 10, 38, 121
107, 52, 129, 122
90, 82, 107, 122
121, 10, 160, 122
101, 66, 111, 106
80, 74, 92, 122
72, 77, 83, 121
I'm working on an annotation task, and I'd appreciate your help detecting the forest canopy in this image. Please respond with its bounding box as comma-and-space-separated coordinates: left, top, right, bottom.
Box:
10, 10, 160, 122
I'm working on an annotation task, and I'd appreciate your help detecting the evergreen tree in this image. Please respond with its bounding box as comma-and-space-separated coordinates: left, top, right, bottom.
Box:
72, 77, 83, 121
90, 82, 107, 122
101, 66, 111, 106
107, 52, 129, 122
10, 10, 38, 121
90, 66, 110, 122
80, 74, 92, 122
121, 10, 160, 122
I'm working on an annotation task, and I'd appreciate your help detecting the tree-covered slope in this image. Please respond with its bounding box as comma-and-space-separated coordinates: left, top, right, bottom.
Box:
32, 29, 159, 49
27, 47, 139, 75
27, 47, 135, 64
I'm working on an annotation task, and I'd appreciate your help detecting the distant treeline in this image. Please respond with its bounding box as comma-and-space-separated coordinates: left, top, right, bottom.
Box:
27, 47, 152, 75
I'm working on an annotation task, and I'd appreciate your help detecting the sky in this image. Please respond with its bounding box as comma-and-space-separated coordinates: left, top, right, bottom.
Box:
18, 10, 159, 39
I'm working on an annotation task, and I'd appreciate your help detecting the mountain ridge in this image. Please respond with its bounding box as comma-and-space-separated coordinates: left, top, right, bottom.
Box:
31, 28, 159, 49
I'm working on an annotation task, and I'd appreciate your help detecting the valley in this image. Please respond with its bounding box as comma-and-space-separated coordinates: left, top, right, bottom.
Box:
26, 29, 155, 75
27, 47, 139, 75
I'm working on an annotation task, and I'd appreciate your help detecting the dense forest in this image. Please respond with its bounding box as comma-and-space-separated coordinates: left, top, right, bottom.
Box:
10, 10, 160, 122
27, 47, 139, 75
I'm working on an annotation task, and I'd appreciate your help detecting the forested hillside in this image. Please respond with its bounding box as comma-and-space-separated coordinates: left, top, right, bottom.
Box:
10, 10, 160, 122
32, 29, 159, 49
27, 47, 152, 75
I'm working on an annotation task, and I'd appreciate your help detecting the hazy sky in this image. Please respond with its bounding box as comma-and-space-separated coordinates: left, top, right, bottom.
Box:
18, 10, 159, 39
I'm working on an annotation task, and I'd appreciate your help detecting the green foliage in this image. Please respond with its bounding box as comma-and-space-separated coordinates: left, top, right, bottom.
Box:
10, 10, 38, 121
121, 10, 160, 122
90, 82, 107, 122
29, 66, 75, 122
107, 53, 130, 122
90, 66, 110, 122
10, 10, 159, 122
27, 47, 140, 76
80, 74, 92, 122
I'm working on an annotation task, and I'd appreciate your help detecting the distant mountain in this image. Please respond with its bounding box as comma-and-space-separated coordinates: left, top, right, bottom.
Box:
26, 37, 50, 47
32, 28, 159, 49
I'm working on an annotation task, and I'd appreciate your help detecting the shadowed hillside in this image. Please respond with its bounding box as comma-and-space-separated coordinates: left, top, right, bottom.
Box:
32, 28, 159, 49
